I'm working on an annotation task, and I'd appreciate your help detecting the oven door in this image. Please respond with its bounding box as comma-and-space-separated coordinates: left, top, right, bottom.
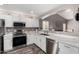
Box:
13, 36, 26, 47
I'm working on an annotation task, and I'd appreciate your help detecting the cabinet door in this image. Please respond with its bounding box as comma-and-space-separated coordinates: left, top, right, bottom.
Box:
40, 36, 46, 52
59, 42, 79, 54
35, 35, 46, 52
5, 19, 13, 27
4, 34, 13, 51
35, 35, 41, 47
25, 18, 39, 27
4, 39, 12, 51
31, 19, 39, 27
5, 15, 13, 27
26, 18, 32, 27
27, 35, 32, 45
27, 35, 36, 45
0, 15, 13, 27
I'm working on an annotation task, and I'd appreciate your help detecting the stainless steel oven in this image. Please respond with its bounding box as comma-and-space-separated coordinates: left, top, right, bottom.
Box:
13, 34, 27, 47
13, 22, 26, 47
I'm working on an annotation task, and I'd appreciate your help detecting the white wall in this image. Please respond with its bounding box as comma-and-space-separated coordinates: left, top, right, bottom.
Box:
57, 5, 79, 32
67, 19, 79, 32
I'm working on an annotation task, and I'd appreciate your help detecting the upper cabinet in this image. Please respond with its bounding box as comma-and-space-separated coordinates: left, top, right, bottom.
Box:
32, 19, 39, 27
0, 10, 39, 27
0, 15, 13, 27
25, 18, 39, 27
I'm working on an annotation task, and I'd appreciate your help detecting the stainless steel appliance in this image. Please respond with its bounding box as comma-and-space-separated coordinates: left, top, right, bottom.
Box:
14, 22, 25, 28
46, 38, 55, 54
0, 36, 4, 53
13, 22, 26, 48
13, 34, 26, 47
0, 19, 5, 53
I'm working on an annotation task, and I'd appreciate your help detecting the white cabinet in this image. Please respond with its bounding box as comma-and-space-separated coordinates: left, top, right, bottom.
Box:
35, 35, 41, 47
35, 35, 46, 52
12, 16, 19, 22
5, 19, 13, 27
27, 34, 40, 46
26, 18, 32, 27
26, 18, 39, 27
58, 42, 79, 54
40, 35, 46, 52
31, 19, 39, 27
27, 35, 32, 45
27, 34, 36, 45
0, 14, 39, 27
27, 34, 46, 52
4, 34, 13, 51
0, 15, 13, 27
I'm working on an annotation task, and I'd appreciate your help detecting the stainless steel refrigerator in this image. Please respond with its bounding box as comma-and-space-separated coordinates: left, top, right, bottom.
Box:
0, 19, 5, 53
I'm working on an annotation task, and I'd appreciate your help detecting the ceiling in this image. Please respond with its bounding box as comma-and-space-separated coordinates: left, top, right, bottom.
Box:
0, 4, 79, 20
0, 4, 63, 16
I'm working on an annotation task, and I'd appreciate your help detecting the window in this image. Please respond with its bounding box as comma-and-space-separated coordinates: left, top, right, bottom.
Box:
42, 21, 49, 31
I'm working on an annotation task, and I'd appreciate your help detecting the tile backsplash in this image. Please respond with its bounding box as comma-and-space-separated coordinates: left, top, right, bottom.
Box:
5, 27, 39, 33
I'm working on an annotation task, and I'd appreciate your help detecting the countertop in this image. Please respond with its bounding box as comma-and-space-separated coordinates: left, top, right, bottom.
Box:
4, 31, 79, 48
50, 31, 79, 37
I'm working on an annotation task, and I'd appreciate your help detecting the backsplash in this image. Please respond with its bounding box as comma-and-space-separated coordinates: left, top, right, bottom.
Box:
5, 27, 39, 33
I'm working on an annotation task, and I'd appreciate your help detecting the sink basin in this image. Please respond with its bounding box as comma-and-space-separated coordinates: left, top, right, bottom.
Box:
40, 33, 49, 36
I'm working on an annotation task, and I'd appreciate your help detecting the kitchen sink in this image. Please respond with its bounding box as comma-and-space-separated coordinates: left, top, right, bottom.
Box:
40, 33, 49, 36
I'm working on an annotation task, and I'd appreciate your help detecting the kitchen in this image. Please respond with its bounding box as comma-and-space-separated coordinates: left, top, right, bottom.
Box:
0, 4, 79, 54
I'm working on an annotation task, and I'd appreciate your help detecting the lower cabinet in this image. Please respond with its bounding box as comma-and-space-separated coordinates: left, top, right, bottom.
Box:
26, 34, 79, 54
36, 35, 46, 52
58, 42, 79, 54
27, 34, 46, 52
27, 35, 36, 45
40, 36, 46, 52
4, 34, 13, 52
